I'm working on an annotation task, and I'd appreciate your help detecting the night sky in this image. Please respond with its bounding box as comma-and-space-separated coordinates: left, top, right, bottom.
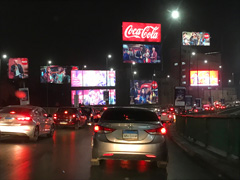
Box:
0, 0, 240, 106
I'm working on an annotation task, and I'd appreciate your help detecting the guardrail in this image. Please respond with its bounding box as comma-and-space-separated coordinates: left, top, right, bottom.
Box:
176, 114, 240, 159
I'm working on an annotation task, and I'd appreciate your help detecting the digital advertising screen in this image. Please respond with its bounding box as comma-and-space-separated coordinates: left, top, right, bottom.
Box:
40, 66, 71, 84
71, 89, 116, 105
122, 22, 161, 42
190, 70, 218, 86
175, 87, 186, 107
71, 70, 116, 87
8, 58, 29, 79
123, 44, 161, 63
130, 80, 158, 105
182, 32, 210, 46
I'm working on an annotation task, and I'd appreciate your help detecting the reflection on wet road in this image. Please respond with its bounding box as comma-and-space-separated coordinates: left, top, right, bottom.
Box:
0, 125, 219, 180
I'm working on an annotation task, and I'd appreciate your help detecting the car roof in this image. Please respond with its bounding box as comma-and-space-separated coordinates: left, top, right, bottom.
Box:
6, 105, 39, 109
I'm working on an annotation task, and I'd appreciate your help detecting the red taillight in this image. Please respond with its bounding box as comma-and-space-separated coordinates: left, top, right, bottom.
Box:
146, 154, 156, 158
90, 113, 93, 117
103, 153, 113, 156
194, 109, 198, 113
94, 125, 115, 134
211, 107, 214, 110
145, 127, 167, 135
53, 114, 57, 120
103, 107, 108, 110
64, 111, 68, 114
17, 117, 32, 121
168, 115, 172, 118
72, 114, 76, 118
10, 111, 16, 114
162, 113, 167, 116
205, 107, 209, 110
170, 108, 174, 111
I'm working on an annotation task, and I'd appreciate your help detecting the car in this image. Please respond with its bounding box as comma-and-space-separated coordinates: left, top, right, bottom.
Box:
0, 105, 55, 141
80, 106, 101, 124
53, 107, 87, 129
158, 110, 174, 123
91, 107, 168, 169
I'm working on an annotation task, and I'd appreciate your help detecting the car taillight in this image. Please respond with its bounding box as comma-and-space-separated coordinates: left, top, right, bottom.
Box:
103, 107, 108, 110
90, 113, 93, 117
146, 154, 156, 158
17, 117, 32, 121
94, 125, 115, 134
64, 111, 68, 114
145, 127, 167, 135
162, 113, 167, 116
211, 107, 214, 110
72, 114, 76, 118
194, 109, 198, 113
53, 114, 57, 120
168, 115, 172, 118
10, 111, 16, 114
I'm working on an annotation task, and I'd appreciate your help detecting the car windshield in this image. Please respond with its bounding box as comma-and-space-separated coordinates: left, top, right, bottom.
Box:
57, 108, 77, 114
101, 108, 159, 121
0, 107, 32, 114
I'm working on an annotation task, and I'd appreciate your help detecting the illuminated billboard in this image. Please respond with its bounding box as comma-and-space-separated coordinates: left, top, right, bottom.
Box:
71, 70, 116, 87
9, 58, 28, 79
40, 66, 71, 84
71, 89, 116, 105
130, 80, 158, 105
123, 44, 161, 63
122, 22, 161, 42
182, 32, 210, 46
190, 70, 218, 86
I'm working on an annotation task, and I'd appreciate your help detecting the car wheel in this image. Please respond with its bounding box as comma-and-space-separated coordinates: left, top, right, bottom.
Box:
91, 158, 100, 166
29, 126, 39, 142
47, 124, 55, 137
75, 121, 80, 130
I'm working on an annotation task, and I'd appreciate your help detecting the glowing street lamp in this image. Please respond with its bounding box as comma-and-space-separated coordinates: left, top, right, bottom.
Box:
171, 10, 180, 19
204, 60, 208, 64
2, 54, 7, 59
48, 60, 52, 65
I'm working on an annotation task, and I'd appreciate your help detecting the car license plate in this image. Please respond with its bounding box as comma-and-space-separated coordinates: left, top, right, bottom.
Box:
5, 117, 13, 119
60, 122, 68, 125
123, 130, 138, 140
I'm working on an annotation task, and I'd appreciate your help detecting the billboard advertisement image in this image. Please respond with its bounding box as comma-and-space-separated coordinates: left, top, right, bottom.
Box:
130, 80, 158, 105
71, 89, 116, 106
40, 66, 71, 84
175, 87, 186, 107
8, 58, 28, 79
182, 32, 210, 46
123, 44, 161, 63
122, 22, 161, 42
190, 70, 218, 86
71, 70, 116, 87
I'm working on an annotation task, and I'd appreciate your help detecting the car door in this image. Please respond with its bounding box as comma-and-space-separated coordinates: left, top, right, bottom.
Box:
41, 108, 51, 133
33, 108, 44, 134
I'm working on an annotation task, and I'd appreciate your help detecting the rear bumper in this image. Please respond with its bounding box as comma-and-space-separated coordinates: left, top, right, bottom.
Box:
0, 125, 34, 137
92, 138, 168, 161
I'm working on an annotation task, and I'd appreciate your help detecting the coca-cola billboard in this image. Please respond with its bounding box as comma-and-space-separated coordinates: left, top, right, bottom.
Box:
122, 22, 161, 42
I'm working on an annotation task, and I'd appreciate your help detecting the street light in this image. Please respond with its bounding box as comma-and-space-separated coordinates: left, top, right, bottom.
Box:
106, 54, 112, 70
167, 75, 170, 78
46, 60, 52, 113
171, 9, 181, 86
110, 68, 114, 71
204, 60, 208, 64
2, 54, 7, 59
192, 52, 196, 56
133, 71, 137, 75
48, 60, 52, 65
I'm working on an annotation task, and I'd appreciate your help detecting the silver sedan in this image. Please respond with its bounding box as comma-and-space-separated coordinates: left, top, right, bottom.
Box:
0, 105, 55, 141
91, 107, 168, 169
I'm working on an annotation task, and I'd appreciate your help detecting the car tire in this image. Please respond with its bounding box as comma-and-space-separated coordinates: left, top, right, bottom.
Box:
47, 124, 55, 137
75, 121, 80, 130
29, 126, 39, 142
91, 158, 100, 166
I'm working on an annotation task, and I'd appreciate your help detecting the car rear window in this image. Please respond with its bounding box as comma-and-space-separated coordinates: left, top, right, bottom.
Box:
0, 107, 32, 114
57, 108, 78, 114
101, 108, 159, 121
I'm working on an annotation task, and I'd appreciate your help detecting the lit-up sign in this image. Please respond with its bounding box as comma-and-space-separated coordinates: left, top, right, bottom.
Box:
9, 58, 29, 79
190, 70, 218, 86
122, 22, 161, 42
71, 70, 116, 87
130, 80, 158, 105
182, 32, 210, 46
71, 89, 116, 105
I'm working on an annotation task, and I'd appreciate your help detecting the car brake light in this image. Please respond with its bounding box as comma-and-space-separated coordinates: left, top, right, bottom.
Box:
103, 107, 107, 110
170, 108, 174, 111
10, 111, 16, 114
146, 154, 156, 158
94, 125, 115, 134
17, 117, 32, 121
64, 111, 68, 114
145, 127, 167, 135
162, 113, 167, 116
103, 153, 113, 156
90, 113, 93, 117
72, 114, 76, 118
168, 115, 172, 118
194, 109, 198, 112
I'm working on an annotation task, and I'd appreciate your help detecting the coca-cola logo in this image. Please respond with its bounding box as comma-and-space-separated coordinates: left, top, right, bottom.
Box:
122, 22, 161, 42
124, 25, 159, 39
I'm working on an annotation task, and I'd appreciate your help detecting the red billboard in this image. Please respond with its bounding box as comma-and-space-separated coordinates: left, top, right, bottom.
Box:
190, 70, 218, 86
122, 22, 161, 42
8, 58, 28, 79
